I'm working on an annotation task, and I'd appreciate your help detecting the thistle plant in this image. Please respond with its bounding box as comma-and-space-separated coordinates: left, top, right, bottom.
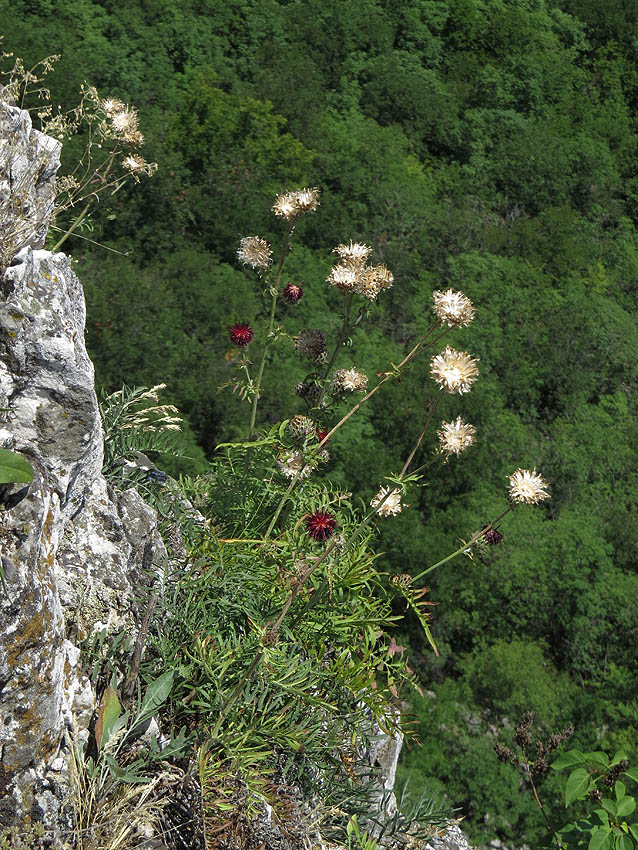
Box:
0, 47, 156, 272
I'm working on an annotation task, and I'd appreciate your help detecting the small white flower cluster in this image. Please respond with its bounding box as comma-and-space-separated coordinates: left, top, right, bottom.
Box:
333, 368, 368, 394
370, 486, 403, 516
272, 187, 320, 220
327, 241, 393, 300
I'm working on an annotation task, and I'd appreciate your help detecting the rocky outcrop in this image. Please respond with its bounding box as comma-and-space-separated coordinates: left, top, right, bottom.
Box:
0, 105, 164, 833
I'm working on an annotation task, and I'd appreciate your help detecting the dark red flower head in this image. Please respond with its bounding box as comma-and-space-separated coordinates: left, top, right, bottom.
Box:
282, 283, 304, 304
229, 323, 254, 346
483, 527, 504, 545
305, 509, 337, 541
315, 427, 330, 444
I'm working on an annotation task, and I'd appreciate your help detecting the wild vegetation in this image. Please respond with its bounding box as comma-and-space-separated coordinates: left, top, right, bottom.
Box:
1, 0, 638, 846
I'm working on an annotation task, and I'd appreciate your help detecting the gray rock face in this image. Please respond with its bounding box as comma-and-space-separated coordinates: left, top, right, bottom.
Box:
0, 109, 163, 832
0, 101, 60, 273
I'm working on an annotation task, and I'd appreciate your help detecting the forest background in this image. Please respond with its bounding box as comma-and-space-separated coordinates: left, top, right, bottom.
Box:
2, 0, 638, 846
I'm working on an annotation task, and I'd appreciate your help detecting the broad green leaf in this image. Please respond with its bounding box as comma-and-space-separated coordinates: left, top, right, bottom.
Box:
595, 810, 610, 826
615, 834, 634, 850
139, 669, 175, 720
602, 799, 618, 817
612, 752, 630, 766
616, 783, 627, 800
616, 796, 635, 817
624, 770, 638, 784
629, 825, 638, 842
566, 768, 592, 806
0, 449, 33, 485
553, 750, 588, 771
95, 686, 121, 750
588, 827, 613, 850
585, 752, 611, 768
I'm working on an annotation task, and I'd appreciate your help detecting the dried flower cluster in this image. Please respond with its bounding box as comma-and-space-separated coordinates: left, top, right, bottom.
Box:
327, 241, 393, 300
102, 97, 144, 146
237, 236, 272, 270
432, 289, 475, 328
437, 416, 476, 457
272, 187, 320, 220
430, 346, 480, 394
333, 368, 368, 393
495, 712, 573, 780
370, 486, 403, 516
508, 468, 550, 504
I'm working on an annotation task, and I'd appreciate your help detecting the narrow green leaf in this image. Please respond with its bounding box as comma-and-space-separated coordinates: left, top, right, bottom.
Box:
553, 750, 588, 771
566, 768, 592, 806
616, 796, 635, 818
0, 449, 33, 485
629, 825, 638, 842
624, 769, 638, 784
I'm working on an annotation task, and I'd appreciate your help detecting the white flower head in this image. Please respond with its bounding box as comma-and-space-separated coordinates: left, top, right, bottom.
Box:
333, 368, 368, 393
432, 288, 475, 328
327, 264, 359, 292
508, 468, 550, 504
371, 486, 403, 517
430, 346, 479, 394
237, 236, 272, 270
437, 416, 477, 457
333, 241, 371, 265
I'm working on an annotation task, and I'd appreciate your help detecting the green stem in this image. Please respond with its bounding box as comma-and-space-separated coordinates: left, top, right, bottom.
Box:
52, 200, 92, 252
412, 505, 514, 583
321, 291, 353, 383
248, 227, 292, 437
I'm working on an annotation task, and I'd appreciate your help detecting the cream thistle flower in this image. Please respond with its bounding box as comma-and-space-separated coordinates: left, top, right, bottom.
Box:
430, 346, 479, 394
110, 107, 139, 136
294, 329, 326, 360
355, 264, 394, 300
508, 468, 550, 504
333, 241, 372, 265
277, 450, 312, 480
437, 417, 477, 457
432, 289, 476, 328
101, 97, 125, 115
237, 236, 272, 270
333, 368, 368, 392
327, 264, 359, 292
370, 486, 403, 517
272, 187, 320, 220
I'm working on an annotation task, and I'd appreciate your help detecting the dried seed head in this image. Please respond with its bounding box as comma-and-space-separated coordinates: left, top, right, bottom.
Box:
432, 289, 476, 328
237, 236, 272, 270
437, 416, 477, 457
289, 415, 315, 440
508, 469, 550, 504
294, 329, 326, 361
430, 346, 479, 394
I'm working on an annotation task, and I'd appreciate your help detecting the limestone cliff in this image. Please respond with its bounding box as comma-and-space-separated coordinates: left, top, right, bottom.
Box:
0, 100, 165, 833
